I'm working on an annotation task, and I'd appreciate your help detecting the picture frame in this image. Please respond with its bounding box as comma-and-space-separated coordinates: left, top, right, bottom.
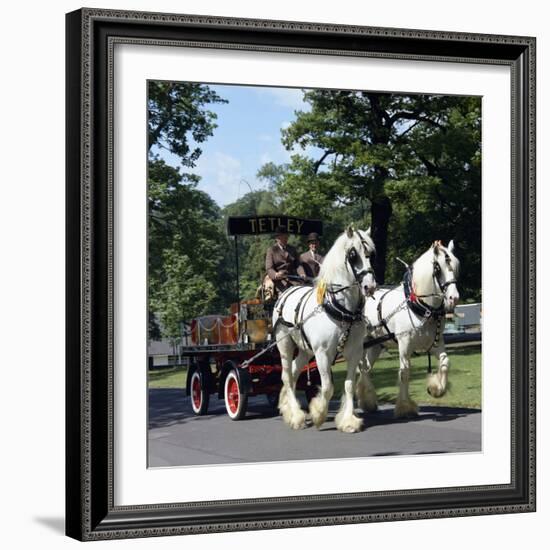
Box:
65, 7, 536, 541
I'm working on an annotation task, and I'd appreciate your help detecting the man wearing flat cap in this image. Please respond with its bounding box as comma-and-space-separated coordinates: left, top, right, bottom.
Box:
298, 232, 324, 280
264, 225, 301, 294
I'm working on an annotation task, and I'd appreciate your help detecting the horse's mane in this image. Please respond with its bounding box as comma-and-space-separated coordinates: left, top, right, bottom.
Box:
412, 244, 460, 296
318, 229, 375, 285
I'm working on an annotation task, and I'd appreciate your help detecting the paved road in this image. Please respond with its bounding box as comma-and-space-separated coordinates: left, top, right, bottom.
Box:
148, 389, 481, 467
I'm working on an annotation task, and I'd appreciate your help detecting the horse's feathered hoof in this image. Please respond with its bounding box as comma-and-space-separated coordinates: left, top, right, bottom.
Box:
360, 401, 378, 413
427, 387, 445, 398
427, 374, 446, 398
309, 395, 329, 428
335, 413, 364, 433
394, 399, 419, 418
288, 414, 306, 430
282, 407, 306, 430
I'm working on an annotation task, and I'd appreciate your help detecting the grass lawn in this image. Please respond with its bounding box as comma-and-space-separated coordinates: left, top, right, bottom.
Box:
148, 366, 188, 389
148, 344, 481, 410
332, 344, 481, 409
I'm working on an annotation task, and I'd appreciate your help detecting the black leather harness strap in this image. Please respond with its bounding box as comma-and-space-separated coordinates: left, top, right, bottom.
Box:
273, 286, 316, 350
322, 290, 364, 324
275, 285, 304, 316
294, 289, 314, 349
403, 268, 445, 319
377, 289, 397, 343
273, 285, 307, 331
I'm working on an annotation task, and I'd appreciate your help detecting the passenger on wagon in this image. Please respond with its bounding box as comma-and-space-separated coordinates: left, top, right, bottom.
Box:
265, 225, 301, 294
298, 232, 324, 281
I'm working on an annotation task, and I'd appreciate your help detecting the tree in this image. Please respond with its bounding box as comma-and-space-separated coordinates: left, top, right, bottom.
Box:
384, 96, 481, 296
221, 188, 282, 300
149, 246, 217, 339
148, 81, 227, 162
148, 82, 229, 339
272, 90, 481, 298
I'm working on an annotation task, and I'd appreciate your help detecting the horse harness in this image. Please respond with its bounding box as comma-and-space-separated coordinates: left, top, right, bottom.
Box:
365, 262, 451, 357
346, 237, 376, 288
402, 267, 446, 319
273, 286, 317, 350
243, 237, 376, 369
322, 237, 376, 354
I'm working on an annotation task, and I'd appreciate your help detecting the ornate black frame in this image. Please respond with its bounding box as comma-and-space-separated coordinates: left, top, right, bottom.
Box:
66, 8, 536, 541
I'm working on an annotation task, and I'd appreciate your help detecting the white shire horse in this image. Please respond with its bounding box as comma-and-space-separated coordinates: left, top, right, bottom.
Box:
273, 226, 377, 433
358, 240, 460, 418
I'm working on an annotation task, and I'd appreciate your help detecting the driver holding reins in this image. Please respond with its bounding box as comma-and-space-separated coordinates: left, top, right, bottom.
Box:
265, 225, 301, 293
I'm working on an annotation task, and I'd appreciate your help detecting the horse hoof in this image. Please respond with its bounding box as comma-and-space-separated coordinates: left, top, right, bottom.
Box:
289, 421, 305, 430
287, 410, 306, 430
335, 414, 363, 433
394, 401, 418, 418
427, 384, 445, 398
341, 423, 362, 433
309, 396, 328, 428
286, 417, 306, 430
362, 403, 378, 413
311, 414, 327, 429
427, 375, 446, 398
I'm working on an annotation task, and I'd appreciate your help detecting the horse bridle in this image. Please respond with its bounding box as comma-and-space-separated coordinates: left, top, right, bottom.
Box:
321, 237, 375, 323
412, 251, 458, 307
432, 251, 458, 293
346, 238, 375, 285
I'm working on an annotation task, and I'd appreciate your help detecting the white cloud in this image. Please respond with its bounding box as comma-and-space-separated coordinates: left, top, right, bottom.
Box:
259, 152, 272, 165
194, 151, 244, 207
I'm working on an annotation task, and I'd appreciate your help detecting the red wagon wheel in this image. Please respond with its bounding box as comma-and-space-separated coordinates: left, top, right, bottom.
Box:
189, 370, 209, 415
224, 369, 248, 420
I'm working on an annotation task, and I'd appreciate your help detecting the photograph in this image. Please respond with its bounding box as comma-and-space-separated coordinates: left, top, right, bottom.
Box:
146, 81, 483, 467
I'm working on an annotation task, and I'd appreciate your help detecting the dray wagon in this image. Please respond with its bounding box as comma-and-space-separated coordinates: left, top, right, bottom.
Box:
183, 215, 324, 420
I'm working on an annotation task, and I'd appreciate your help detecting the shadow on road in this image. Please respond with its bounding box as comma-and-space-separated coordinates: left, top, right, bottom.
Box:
149, 388, 481, 430
358, 404, 480, 429
148, 388, 280, 429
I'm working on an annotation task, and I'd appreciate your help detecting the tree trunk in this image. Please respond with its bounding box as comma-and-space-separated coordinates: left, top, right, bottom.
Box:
371, 195, 392, 284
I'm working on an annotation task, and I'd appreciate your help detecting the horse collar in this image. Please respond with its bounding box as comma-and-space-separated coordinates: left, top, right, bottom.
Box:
322, 289, 364, 324
403, 268, 445, 319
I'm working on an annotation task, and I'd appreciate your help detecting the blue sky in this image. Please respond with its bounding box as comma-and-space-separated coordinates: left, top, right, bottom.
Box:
159, 84, 312, 207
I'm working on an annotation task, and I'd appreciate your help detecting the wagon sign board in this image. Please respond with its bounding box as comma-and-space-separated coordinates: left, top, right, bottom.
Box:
227, 215, 323, 236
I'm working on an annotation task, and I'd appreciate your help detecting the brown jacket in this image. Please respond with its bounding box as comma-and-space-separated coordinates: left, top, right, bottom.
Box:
265, 243, 300, 291
299, 250, 324, 279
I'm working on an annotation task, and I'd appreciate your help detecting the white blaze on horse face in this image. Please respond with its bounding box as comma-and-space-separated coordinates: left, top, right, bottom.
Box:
445, 279, 460, 310
363, 269, 377, 296
439, 246, 460, 311
355, 229, 377, 296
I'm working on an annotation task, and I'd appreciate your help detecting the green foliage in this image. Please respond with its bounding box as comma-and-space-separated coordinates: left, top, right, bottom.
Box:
264, 90, 481, 298
384, 97, 481, 295
148, 81, 227, 162
150, 248, 217, 338
221, 189, 284, 301
332, 345, 481, 409
148, 82, 231, 339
